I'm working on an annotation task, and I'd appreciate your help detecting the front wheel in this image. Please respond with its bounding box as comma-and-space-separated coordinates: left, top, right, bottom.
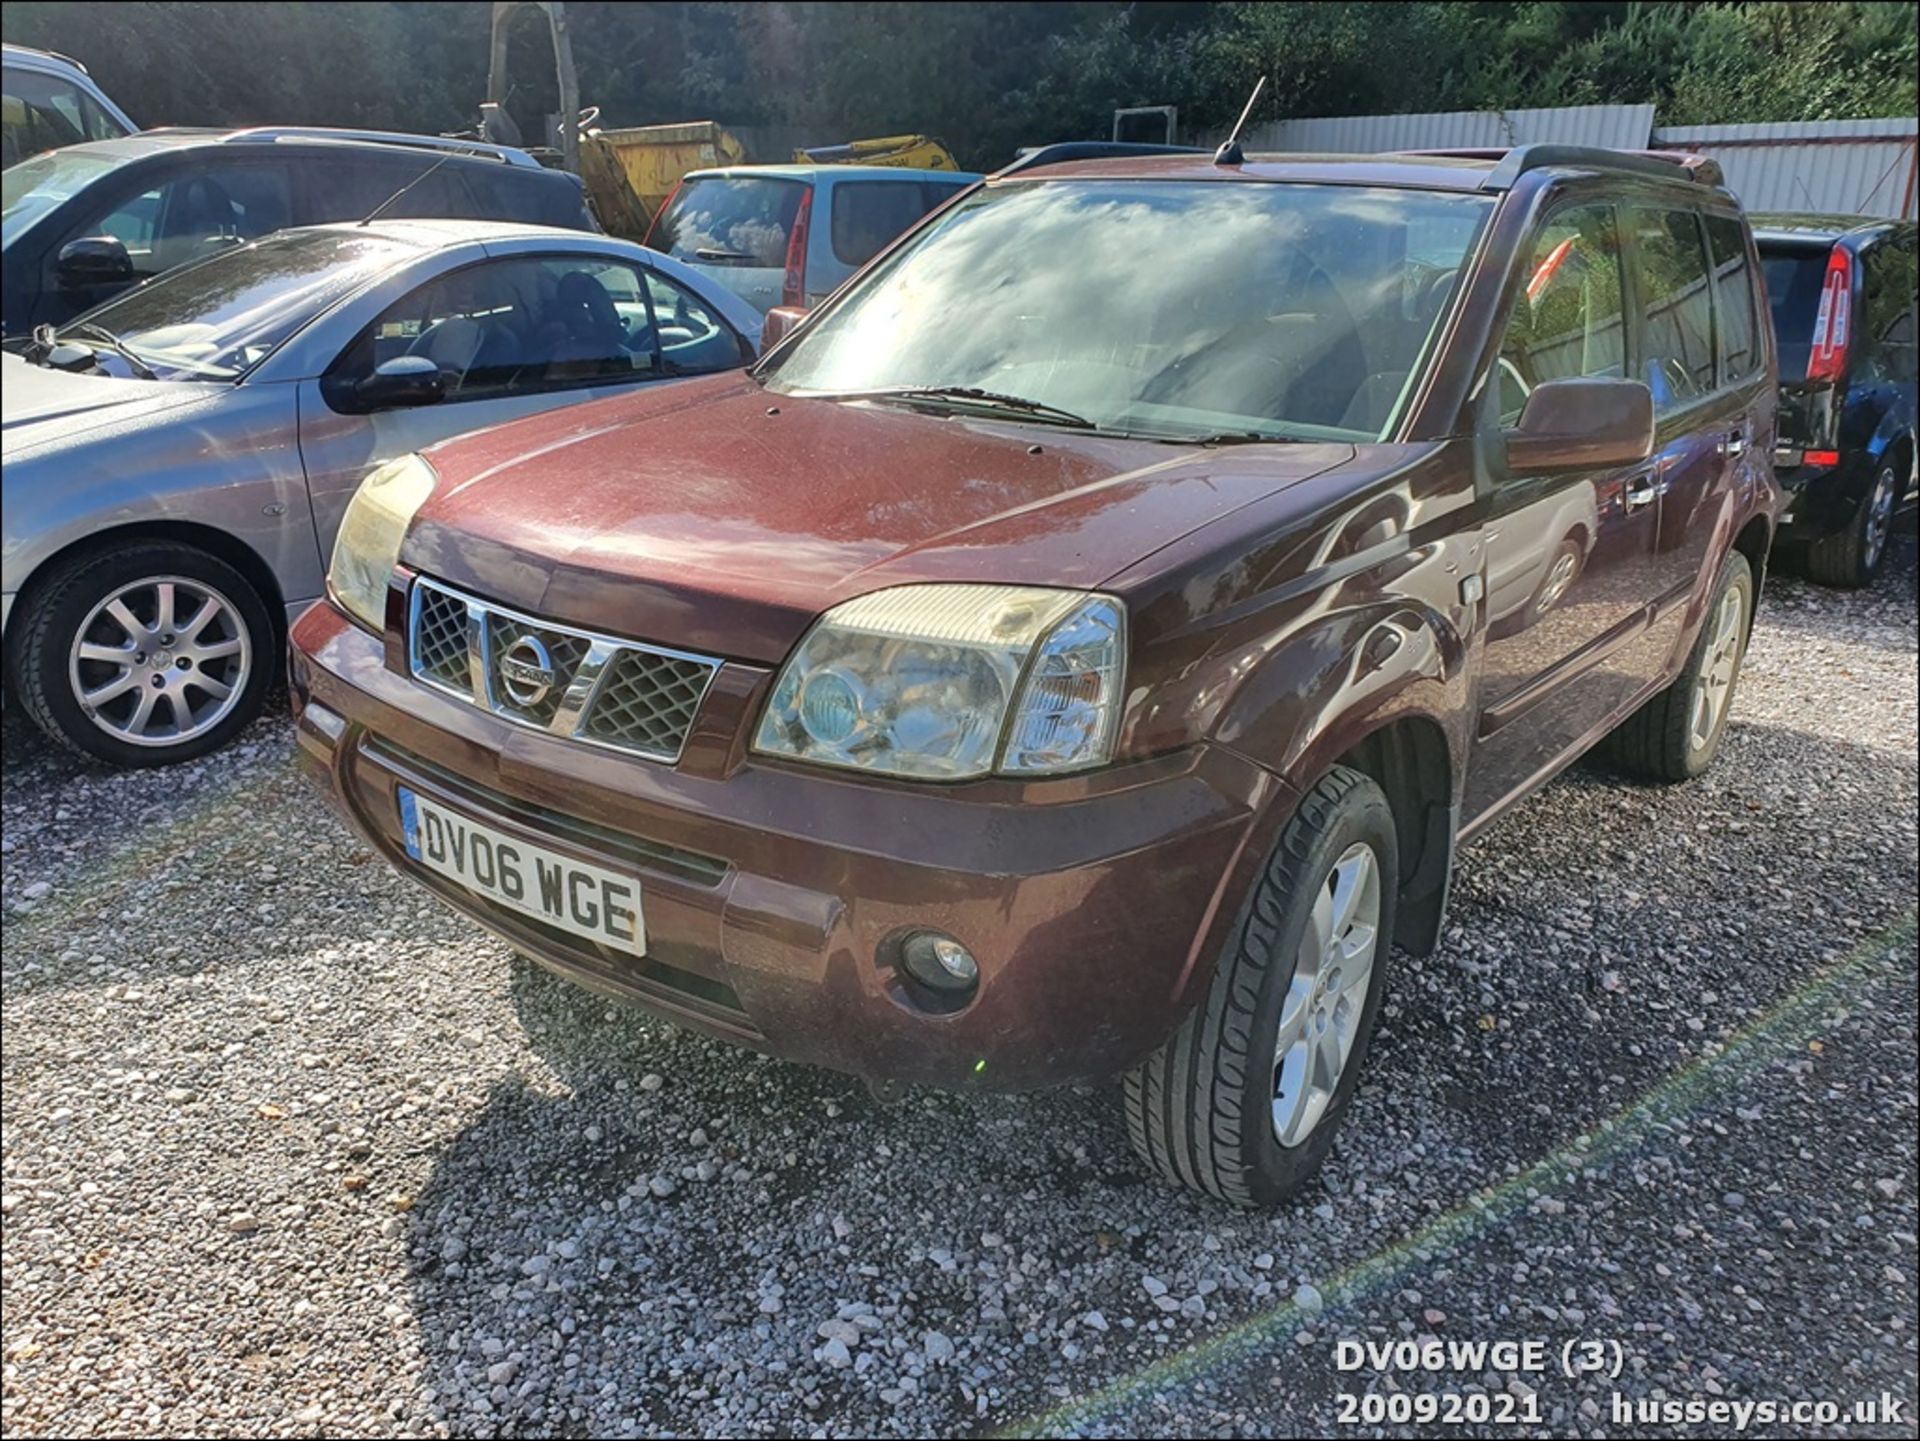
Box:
1126, 765, 1398, 1207
1605, 550, 1753, 783
11, 541, 274, 768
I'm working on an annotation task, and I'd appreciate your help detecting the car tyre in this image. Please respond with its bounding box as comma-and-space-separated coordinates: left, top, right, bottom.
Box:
1803, 463, 1898, 589
11, 541, 274, 768
1605, 550, 1753, 783
1125, 764, 1397, 1207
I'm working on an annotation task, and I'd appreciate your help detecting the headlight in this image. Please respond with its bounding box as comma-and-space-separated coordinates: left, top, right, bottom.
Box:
754, 584, 1126, 779
327, 453, 437, 630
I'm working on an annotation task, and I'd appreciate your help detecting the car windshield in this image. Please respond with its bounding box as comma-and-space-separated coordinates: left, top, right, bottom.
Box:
1, 146, 124, 245
651, 175, 805, 268
763, 179, 1494, 442
60, 229, 419, 380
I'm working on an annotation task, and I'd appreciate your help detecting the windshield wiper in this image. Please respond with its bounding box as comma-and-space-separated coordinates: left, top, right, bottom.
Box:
815, 385, 1098, 431
693, 247, 759, 263
67, 322, 158, 381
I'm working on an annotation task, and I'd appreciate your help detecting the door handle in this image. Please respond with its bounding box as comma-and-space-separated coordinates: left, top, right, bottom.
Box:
1623, 476, 1666, 511
1722, 433, 1747, 458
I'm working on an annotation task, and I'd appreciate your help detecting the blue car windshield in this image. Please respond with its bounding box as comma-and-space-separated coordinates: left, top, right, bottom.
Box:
64, 229, 419, 380
1, 148, 125, 246
763, 179, 1495, 442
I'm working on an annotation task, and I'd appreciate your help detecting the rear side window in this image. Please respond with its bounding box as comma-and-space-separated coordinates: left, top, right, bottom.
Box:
300, 158, 478, 224
829, 180, 948, 268
1703, 213, 1763, 384
1497, 201, 1627, 427
1625, 205, 1715, 414
650, 176, 804, 268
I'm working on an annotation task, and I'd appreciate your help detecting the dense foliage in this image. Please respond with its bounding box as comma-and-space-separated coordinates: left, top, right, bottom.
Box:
5, 1, 1914, 168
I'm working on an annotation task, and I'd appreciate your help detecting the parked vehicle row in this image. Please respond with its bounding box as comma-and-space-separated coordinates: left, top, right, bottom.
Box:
3, 98, 1906, 1207
287, 142, 1782, 1205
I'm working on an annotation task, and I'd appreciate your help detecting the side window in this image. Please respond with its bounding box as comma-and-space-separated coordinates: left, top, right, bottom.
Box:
1, 70, 89, 165
299, 158, 471, 225
335, 255, 664, 404
1862, 237, 1918, 383
1703, 213, 1762, 385
375, 165, 479, 221
81, 164, 292, 277
1626, 205, 1716, 413
1496, 202, 1627, 428
642, 269, 746, 374
830, 180, 937, 269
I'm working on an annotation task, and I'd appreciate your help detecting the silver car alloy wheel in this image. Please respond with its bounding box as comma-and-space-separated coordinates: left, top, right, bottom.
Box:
1272, 840, 1381, 1148
1863, 466, 1896, 573
1688, 579, 1746, 754
67, 576, 251, 747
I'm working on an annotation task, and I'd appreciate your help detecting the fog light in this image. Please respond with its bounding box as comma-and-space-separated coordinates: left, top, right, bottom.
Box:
900, 931, 979, 993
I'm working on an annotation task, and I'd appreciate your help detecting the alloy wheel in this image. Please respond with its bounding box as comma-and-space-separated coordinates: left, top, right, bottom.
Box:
1863, 467, 1896, 573
1688, 580, 1746, 754
1272, 841, 1381, 1148
67, 576, 252, 748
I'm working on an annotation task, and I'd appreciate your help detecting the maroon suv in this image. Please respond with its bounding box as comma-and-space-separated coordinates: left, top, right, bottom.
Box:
291, 143, 1778, 1205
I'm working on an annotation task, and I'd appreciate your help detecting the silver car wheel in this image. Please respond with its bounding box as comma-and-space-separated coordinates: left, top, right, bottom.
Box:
1688, 580, 1746, 754
1272, 841, 1381, 1149
67, 576, 252, 748
1863, 466, 1896, 572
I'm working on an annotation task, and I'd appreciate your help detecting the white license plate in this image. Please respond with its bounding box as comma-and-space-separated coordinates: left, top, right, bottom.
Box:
399, 787, 646, 954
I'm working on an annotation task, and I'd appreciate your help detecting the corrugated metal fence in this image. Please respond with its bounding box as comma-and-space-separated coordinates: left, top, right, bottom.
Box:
1228, 104, 1654, 154
1649, 118, 1918, 220
1208, 106, 1917, 220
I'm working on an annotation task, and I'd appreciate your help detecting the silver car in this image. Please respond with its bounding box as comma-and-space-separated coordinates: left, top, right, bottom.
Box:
2, 218, 763, 767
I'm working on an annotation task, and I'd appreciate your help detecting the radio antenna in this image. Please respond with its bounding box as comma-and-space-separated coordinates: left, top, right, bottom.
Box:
1214, 75, 1268, 166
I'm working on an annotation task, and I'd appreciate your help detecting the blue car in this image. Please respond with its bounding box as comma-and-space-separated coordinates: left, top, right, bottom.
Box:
1755, 213, 1918, 587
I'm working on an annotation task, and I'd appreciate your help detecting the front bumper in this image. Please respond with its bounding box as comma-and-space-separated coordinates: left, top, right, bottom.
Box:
289, 600, 1286, 1092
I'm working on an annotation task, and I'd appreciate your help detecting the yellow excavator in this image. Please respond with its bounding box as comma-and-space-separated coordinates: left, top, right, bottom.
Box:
474, 3, 963, 239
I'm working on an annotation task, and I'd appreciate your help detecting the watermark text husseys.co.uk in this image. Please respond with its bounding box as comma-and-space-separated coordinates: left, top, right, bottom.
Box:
1612, 1392, 1907, 1431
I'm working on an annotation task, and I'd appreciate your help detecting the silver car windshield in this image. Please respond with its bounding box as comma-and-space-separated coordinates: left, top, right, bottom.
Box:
763, 180, 1494, 443
63, 229, 420, 380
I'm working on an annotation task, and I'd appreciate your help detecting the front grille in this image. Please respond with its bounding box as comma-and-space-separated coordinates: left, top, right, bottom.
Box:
405, 576, 721, 763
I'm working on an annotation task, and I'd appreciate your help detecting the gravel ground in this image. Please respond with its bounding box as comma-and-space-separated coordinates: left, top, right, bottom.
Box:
3, 530, 1915, 1439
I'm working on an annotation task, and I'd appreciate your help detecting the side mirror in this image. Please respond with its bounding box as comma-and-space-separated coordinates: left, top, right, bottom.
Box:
354, 355, 447, 412
761, 304, 808, 349
1504, 377, 1654, 475
56, 235, 134, 290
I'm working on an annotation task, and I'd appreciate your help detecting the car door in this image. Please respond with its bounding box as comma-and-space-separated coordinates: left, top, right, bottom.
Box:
293, 249, 745, 560
36, 156, 294, 327
1465, 198, 1665, 824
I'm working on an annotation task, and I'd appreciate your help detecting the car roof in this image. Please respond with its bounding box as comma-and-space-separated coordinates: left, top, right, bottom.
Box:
297, 218, 609, 247
2, 42, 93, 77
995, 151, 1504, 192
47, 126, 542, 170
680, 163, 983, 184
1750, 212, 1912, 245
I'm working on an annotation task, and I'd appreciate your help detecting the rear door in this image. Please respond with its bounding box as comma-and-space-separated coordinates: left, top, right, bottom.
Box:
1623, 202, 1755, 643
646, 173, 806, 314
1466, 197, 1665, 823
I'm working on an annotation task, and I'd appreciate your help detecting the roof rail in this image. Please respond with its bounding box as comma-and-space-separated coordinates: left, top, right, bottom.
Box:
216, 127, 541, 168
994, 141, 1207, 179
2, 43, 88, 73
1430, 144, 1725, 192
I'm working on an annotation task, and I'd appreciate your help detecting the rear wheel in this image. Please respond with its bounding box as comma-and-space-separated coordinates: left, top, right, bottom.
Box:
1606, 551, 1752, 782
1126, 765, 1397, 1207
12, 542, 273, 768
1804, 463, 1898, 589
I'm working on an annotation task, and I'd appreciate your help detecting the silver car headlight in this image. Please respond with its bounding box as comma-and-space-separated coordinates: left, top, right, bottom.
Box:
754, 584, 1127, 780
328, 453, 437, 630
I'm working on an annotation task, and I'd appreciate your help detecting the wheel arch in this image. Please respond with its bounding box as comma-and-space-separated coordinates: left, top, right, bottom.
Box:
6, 521, 289, 658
